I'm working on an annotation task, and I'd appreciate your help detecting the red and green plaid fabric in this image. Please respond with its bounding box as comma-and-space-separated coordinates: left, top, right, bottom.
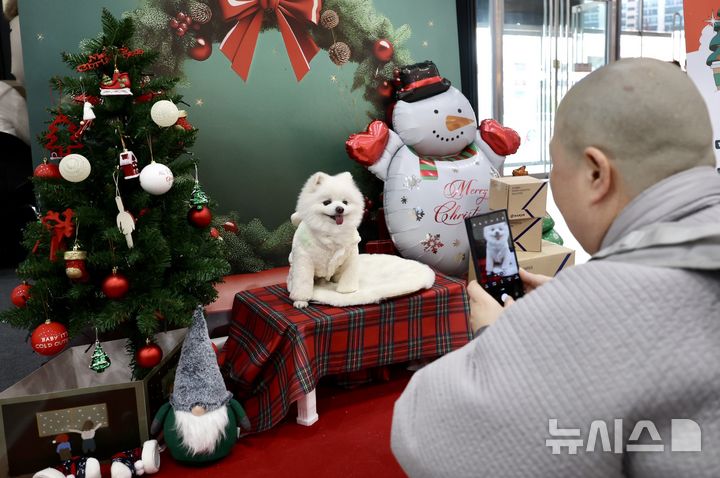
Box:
222, 273, 471, 432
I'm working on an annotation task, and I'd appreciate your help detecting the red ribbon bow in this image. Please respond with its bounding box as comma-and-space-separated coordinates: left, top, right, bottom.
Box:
41, 209, 75, 261
219, 0, 321, 82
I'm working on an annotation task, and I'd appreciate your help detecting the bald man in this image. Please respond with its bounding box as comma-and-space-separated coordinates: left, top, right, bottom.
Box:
391, 58, 720, 477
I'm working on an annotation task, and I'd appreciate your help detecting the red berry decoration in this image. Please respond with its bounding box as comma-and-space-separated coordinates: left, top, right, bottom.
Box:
188, 36, 212, 61
31, 319, 69, 356
169, 18, 179, 29
176, 27, 186, 37
188, 205, 212, 228
373, 39, 394, 63
176, 12, 187, 22
102, 268, 129, 299
11, 282, 31, 307
34, 159, 62, 179
210, 227, 220, 239
136, 341, 163, 368
377, 80, 394, 99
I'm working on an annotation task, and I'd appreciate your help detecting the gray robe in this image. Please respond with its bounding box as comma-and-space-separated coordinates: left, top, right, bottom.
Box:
391, 166, 720, 477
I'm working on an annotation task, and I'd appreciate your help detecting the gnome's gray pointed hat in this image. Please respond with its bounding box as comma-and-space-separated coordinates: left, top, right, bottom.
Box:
169, 306, 232, 412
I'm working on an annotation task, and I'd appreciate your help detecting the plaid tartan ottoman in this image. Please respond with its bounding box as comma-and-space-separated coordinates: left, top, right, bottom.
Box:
221, 273, 472, 432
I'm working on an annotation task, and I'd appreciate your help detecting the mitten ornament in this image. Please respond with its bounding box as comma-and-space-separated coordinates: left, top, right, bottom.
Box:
64, 244, 89, 282
110, 440, 161, 478
32, 456, 101, 478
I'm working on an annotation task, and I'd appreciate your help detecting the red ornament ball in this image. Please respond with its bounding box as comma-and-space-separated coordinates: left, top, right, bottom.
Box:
34, 162, 62, 180
136, 342, 163, 368
377, 80, 394, 99
222, 221, 238, 233
11, 283, 31, 307
102, 270, 129, 299
188, 36, 212, 61
188, 205, 212, 228
31, 320, 69, 356
373, 39, 394, 63
210, 227, 220, 239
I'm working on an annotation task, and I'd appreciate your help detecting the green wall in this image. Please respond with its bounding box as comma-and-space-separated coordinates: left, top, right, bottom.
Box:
19, 0, 461, 226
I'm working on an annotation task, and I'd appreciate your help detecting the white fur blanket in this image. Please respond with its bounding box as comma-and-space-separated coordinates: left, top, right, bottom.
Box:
310, 254, 435, 307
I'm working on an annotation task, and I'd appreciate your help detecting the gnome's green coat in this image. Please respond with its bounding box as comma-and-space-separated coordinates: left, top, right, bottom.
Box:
152, 306, 252, 464
151, 399, 250, 464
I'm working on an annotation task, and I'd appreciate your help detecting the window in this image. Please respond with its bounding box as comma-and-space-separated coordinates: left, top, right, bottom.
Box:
476, 0, 608, 175
620, 0, 685, 64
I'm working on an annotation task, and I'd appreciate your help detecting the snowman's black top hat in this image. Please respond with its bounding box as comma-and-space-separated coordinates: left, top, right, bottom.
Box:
395, 60, 451, 103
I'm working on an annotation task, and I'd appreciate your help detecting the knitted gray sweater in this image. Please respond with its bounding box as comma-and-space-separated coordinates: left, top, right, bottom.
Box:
391, 167, 720, 477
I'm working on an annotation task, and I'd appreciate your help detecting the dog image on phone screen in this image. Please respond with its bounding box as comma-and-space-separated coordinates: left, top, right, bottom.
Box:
483, 223, 513, 276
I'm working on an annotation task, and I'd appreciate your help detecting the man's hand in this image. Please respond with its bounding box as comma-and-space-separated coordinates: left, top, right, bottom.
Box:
519, 268, 552, 293
467, 280, 514, 332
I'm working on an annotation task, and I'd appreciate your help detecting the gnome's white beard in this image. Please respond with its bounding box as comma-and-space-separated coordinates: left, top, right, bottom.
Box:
174, 405, 229, 455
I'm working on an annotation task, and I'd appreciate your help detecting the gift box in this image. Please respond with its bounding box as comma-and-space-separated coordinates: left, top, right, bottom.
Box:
0, 329, 185, 477
488, 176, 548, 220
516, 240, 575, 277
509, 217, 543, 252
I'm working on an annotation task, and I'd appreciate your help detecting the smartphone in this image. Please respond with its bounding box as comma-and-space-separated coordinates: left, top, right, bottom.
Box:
465, 210, 524, 305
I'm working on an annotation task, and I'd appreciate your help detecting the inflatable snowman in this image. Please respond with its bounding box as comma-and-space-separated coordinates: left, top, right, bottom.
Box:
346, 61, 520, 276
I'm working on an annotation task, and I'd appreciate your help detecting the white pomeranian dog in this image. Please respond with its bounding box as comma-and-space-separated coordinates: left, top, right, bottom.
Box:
484, 222, 512, 276
287, 172, 364, 308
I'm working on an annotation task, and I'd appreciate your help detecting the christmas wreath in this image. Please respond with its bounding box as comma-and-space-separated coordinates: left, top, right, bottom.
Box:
131, 0, 413, 118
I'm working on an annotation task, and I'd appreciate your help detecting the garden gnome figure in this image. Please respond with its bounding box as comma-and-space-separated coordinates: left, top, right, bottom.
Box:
151, 306, 251, 464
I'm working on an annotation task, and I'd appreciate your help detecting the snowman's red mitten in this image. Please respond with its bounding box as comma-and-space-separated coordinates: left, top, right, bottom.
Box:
346, 120, 390, 167
479, 119, 521, 156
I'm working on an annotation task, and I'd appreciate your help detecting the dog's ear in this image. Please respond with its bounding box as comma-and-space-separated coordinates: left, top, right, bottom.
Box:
336, 171, 353, 182
306, 172, 329, 192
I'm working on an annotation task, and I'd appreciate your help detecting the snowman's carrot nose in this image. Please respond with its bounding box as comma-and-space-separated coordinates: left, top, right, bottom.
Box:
445, 115, 474, 131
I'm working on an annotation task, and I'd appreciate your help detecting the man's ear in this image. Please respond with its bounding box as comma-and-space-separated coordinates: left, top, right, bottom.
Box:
583, 146, 613, 204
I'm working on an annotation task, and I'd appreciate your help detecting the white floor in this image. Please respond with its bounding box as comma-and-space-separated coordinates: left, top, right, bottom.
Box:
545, 185, 591, 265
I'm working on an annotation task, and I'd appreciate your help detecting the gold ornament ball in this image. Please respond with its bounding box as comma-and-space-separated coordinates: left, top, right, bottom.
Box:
320, 10, 339, 29
328, 42, 351, 66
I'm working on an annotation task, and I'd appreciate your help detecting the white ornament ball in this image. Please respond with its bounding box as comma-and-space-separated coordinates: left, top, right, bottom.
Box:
139, 162, 174, 195
150, 100, 180, 127
58, 153, 91, 182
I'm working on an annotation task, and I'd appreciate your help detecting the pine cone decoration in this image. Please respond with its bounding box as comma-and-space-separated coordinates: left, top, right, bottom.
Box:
328, 42, 351, 66
320, 10, 339, 29
189, 1, 213, 24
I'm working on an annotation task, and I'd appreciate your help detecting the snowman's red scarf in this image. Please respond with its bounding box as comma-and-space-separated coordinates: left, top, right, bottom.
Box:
409, 143, 478, 180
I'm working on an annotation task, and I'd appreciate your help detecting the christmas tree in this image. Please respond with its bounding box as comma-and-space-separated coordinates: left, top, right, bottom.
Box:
1, 10, 229, 378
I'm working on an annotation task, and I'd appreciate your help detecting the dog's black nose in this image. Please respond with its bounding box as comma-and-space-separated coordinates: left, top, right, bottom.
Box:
335, 206, 344, 214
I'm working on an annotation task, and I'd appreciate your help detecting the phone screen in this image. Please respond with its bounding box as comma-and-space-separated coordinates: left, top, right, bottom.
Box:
465, 210, 524, 304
